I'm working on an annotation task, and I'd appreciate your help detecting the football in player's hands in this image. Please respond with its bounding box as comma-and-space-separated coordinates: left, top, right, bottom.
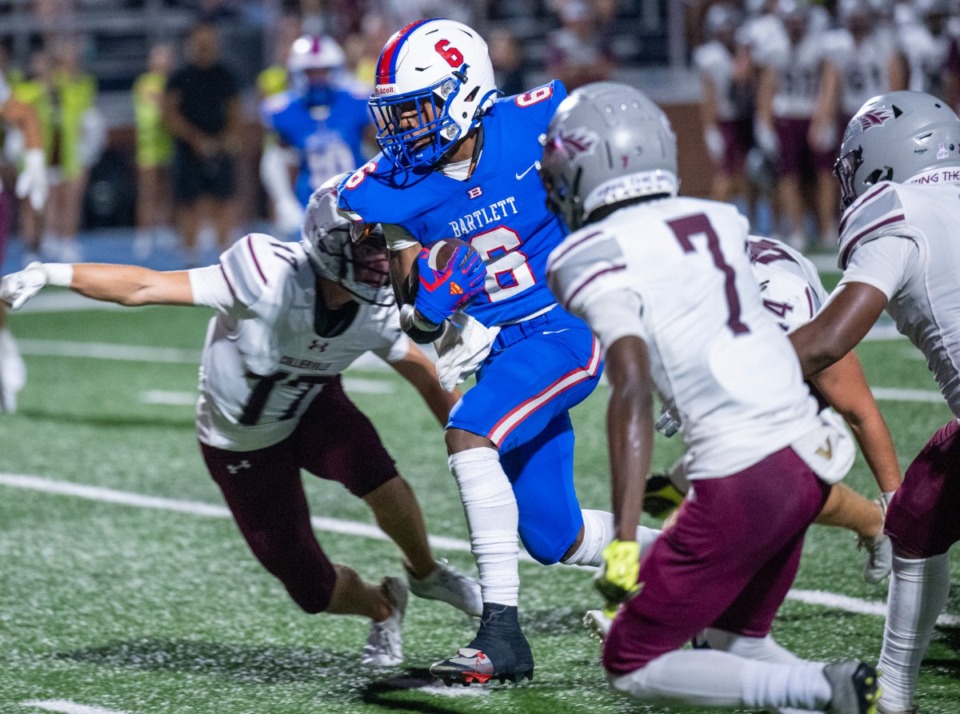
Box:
410, 238, 487, 326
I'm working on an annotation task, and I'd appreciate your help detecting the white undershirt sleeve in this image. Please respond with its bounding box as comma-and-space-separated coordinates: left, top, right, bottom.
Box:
383, 223, 420, 251
577, 288, 648, 350
188, 265, 240, 314
838, 234, 919, 301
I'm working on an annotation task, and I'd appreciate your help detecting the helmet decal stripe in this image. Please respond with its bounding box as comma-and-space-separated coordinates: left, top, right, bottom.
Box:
376, 18, 432, 85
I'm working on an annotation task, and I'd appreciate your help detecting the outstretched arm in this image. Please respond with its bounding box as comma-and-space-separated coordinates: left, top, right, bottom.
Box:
2, 262, 196, 310
809, 350, 902, 494
390, 342, 461, 427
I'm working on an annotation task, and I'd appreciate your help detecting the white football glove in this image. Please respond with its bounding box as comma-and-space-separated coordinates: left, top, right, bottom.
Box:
754, 119, 779, 159
434, 312, 500, 392
703, 125, 725, 165
1, 262, 50, 310
15, 148, 48, 211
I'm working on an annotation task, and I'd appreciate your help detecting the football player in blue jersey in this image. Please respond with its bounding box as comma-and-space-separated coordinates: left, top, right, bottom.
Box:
260, 35, 373, 236
337, 18, 661, 686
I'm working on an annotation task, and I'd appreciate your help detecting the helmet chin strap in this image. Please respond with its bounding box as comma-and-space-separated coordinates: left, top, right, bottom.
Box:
437, 123, 485, 178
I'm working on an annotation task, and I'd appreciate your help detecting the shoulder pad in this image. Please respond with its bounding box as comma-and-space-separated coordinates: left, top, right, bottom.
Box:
838, 183, 908, 269
219, 233, 302, 307
752, 262, 819, 332
337, 156, 436, 224
547, 226, 628, 313
500, 80, 567, 118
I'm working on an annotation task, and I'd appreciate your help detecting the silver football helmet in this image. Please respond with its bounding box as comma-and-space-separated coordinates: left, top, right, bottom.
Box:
835, 90, 960, 209
539, 81, 678, 230
301, 175, 391, 305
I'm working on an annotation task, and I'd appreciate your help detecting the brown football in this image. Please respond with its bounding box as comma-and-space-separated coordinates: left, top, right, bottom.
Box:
404, 238, 477, 303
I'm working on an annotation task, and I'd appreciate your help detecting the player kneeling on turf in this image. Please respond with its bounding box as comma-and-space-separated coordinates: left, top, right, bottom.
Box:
0, 179, 482, 668
543, 82, 880, 713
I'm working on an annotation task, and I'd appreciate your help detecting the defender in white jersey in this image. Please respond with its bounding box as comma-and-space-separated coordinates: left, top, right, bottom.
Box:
648, 235, 901, 583
792, 90, 960, 714
540, 81, 880, 713
0, 184, 482, 668
0, 71, 48, 414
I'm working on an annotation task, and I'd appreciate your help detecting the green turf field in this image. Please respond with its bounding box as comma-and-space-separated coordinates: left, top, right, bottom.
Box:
1, 295, 958, 714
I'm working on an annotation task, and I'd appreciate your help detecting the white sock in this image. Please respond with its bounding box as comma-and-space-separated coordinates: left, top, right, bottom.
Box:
448, 447, 519, 606
878, 552, 950, 711
562, 509, 660, 566
704, 629, 811, 666
607, 649, 831, 710
704, 630, 820, 714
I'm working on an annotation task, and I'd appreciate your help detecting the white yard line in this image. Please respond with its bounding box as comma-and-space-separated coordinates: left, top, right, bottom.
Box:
871, 387, 946, 404
21, 701, 130, 714
1, 472, 956, 625
17, 339, 392, 372
138, 377, 395, 407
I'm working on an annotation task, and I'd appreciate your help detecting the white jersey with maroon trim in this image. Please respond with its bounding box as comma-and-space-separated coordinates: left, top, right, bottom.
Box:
898, 23, 950, 96
830, 31, 897, 118
547, 197, 833, 481
747, 235, 827, 332
188, 233, 409, 450
694, 40, 746, 122
837, 178, 960, 417
769, 30, 830, 119
748, 235, 856, 476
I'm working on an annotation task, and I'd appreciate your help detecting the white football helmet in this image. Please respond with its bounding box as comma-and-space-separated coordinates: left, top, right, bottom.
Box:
539, 82, 678, 230
288, 35, 345, 106
301, 174, 391, 305
288, 35, 345, 73
368, 18, 498, 169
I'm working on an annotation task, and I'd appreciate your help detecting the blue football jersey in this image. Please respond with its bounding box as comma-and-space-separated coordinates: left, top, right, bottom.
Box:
338, 81, 570, 327
261, 87, 370, 205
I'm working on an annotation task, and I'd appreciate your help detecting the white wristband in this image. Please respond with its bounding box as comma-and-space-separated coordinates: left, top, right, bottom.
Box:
43, 263, 73, 287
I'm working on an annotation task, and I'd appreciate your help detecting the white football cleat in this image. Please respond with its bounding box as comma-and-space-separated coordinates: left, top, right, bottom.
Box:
361, 577, 407, 667
0, 328, 27, 413
583, 609, 613, 641
407, 559, 482, 617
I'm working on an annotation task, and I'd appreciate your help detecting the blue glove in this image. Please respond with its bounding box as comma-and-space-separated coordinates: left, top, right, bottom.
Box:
414, 242, 486, 326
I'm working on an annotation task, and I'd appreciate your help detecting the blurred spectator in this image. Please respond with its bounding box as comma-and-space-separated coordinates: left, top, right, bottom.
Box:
132, 43, 175, 259
896, 0, 959, 102
163, 21, 242, 265
694, 3, 756, 206
0, 62, 47, 414
828, 0, 906, 131
47, 38, 102, 263
489, 29, 527, 96
755, 0, 838, 250
257, 14, 301, 101
350, 12, 394, 88
259, 35, 372, 237
546, 0, 616, 91
9, 50, 52, 263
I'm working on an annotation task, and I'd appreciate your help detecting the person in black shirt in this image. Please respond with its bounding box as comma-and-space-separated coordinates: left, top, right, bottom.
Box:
163, 21, 242, 265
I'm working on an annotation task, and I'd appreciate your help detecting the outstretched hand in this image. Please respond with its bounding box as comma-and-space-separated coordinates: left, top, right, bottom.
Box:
1, 262, 50, 310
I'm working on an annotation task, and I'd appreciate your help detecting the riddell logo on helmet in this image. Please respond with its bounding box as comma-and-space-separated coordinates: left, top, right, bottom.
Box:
375, 85, 395, 95
857, 108, 895, 132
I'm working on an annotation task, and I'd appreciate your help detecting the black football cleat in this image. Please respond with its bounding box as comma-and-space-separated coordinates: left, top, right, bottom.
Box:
429, 603, 534, 686
642, 474, 685, 519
